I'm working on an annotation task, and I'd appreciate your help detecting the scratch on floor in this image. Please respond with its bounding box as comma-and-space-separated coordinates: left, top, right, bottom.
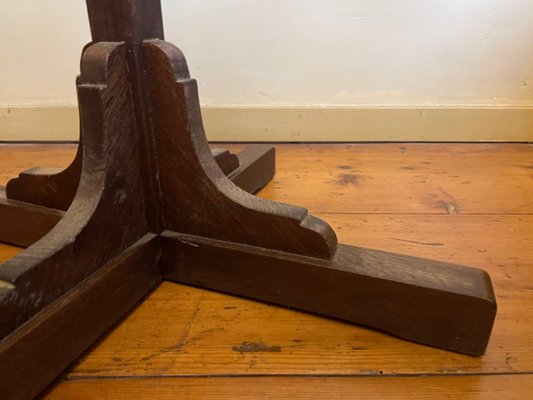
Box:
140, 293, 204, 363
174, 293, 204, 352
390, 237, 445, 247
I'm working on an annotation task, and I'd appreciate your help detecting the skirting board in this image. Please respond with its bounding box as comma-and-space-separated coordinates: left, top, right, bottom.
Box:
1, 106, 533, 142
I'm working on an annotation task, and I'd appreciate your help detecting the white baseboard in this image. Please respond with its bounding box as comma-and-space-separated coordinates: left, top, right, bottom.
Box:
1, 105, 532, 142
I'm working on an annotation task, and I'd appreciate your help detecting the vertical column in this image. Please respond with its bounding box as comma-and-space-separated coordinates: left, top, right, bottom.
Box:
86, 0, 164, 42
85, 0, 165, 232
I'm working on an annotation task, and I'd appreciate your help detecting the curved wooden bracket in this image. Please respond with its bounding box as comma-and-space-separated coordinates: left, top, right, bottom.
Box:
143, 40, 337, 259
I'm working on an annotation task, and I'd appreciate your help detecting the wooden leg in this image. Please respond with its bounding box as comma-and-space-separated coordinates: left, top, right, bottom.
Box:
5, 144, 82, 211
0, 234, 160, 400
161, 233, 495, 356
228, 145, 276, 194
211, 148, 239, 174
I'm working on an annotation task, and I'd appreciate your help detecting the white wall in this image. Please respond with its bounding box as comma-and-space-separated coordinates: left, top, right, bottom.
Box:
1, 0, 533, 107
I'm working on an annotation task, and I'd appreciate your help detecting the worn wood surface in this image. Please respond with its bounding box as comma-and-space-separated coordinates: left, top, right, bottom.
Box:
0, 143, 530, 398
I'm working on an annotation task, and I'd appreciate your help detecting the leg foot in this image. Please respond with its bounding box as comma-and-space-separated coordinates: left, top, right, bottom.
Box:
228, 145, 275, 194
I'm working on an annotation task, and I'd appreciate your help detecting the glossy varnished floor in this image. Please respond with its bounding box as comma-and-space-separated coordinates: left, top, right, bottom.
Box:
1, 143, 532, 399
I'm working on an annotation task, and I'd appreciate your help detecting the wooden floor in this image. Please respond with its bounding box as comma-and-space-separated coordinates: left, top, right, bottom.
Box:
1, 143, 532, 399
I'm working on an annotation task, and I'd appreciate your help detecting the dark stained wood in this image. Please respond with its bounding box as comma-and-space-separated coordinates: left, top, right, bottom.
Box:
143, 40, 337, 259
228, 145, 276, 194
0, 234, 160, 400
0, 1, 499, 399
86, 0, 164, 43
161, 232, 496, 356
0, 187, 63, 246
211, 148, 239, 175
5, 147, 81, 211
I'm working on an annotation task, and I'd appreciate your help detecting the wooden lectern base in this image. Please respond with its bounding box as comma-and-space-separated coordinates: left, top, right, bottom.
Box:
0, 1, 496, 399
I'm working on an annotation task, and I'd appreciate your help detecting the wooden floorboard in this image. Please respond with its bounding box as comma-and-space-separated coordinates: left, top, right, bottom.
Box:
43, 375, 533, 400
0, 244, 20, 263
2, 143, 532, 215
264, 143, 533, 215
0, 143, 531, 398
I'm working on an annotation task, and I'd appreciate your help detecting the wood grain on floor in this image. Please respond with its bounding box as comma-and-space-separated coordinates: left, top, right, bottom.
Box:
0, 143, 532, 399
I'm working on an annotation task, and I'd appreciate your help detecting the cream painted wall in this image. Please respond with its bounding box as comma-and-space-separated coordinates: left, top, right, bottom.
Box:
1, 0, 533, 107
